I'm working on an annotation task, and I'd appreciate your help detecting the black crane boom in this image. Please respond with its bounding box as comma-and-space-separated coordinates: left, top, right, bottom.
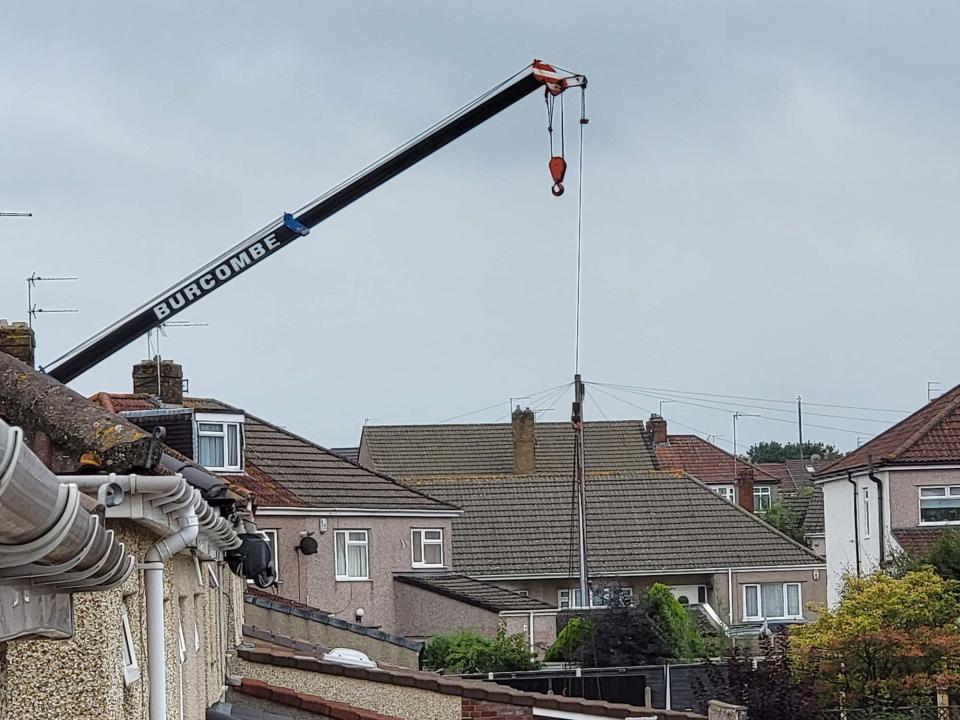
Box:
45, 61, 585, 383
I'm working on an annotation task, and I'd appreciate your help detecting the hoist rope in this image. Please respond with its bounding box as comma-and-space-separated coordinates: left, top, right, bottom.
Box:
574, 99, 585, 374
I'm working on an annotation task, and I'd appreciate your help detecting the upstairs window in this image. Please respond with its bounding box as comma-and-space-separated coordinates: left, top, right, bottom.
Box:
412, 529, 444, 567
335, 530, 369, 580
862, 487, 871, 537
753, 486, 772, 512
712, 485, 736, 503
919, 486, 960, 525
196, 414, 243, 471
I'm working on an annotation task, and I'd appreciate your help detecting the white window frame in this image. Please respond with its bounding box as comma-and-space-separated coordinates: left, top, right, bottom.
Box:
411, 528, 444, 568
918, 485, 960, 526
557, 586, 633, 610
753, 485, 772, 512
742, 582, 803, 621
120, 605, 140, 685
712, 485, 736, 503
195, 413, 244, 472
262, 529, 280, 582
862, 487, 871, 538
334, 529, 369, 581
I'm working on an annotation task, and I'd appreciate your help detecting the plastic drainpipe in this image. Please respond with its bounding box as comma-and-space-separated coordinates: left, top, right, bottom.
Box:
144, 485, 200, 720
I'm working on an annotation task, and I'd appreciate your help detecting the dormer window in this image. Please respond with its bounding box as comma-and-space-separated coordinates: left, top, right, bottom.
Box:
196, 413, 244, 471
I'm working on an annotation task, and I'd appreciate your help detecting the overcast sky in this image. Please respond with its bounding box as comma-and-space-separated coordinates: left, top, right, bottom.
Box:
3, 2, 959, 453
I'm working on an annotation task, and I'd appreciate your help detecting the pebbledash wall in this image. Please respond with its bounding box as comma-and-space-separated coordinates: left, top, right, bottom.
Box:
256, 513, 454, 631
0, 520, 246, 720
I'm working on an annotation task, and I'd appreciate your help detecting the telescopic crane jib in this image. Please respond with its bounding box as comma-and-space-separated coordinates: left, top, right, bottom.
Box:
43, 60, 587, 383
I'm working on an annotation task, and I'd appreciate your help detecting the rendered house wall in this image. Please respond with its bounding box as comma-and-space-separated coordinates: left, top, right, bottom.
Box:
0, 520, 245, 720
392, 581, 500, 640
255, 514, 454, 632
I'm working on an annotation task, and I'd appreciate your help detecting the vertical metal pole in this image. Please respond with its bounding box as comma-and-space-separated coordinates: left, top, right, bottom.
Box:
797, 395, 804, 462
732, 413, 738, 493
572, 374, 589, 607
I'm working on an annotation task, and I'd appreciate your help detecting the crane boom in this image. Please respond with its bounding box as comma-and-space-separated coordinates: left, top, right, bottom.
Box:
44, 61, 586, 383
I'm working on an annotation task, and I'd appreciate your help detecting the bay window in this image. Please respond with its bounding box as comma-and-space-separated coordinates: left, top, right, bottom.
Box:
743, 582, 802, 621
919, 486, 960, 525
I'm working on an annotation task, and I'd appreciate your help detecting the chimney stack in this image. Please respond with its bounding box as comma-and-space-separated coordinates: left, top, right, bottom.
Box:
736, 465, 755, 513
647, 414, 668, 445
133, 358, 183, 405
0, 321, 35, 367
511, 407, 536, 474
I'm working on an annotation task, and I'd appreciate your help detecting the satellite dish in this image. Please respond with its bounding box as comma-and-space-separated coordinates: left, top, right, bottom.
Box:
298, 535, 319, 555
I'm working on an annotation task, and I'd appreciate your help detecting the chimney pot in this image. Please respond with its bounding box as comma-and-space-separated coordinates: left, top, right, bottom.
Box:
647, 414, 668, 445
511, 407, 536, 475
132, 358, 184, 405
0, 320, 35, 367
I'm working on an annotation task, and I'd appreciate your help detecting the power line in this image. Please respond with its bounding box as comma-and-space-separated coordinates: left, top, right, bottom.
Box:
435, 382, 569, 424
594, 383, 876, 437
590, 381, 909, 414
595, 383, 896, 425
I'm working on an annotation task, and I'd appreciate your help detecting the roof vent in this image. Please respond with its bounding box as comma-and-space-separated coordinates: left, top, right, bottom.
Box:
322, 647, 377, 669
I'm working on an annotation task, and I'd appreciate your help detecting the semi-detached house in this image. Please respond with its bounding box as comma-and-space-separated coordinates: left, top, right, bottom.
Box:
815, 382, 960, 605
95, 358, 546, 640
359, 408, 827, 642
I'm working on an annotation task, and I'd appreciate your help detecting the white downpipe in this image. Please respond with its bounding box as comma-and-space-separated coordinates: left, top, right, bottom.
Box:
727, 568, 734, 624
144, 484, 200, 720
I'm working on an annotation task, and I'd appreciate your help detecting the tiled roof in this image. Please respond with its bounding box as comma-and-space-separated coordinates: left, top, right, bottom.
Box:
221, 465, 303, 507
90, 392, 158, 413
330, 447, 359, 463
394, 573, 554, 612
92, 393, 454, 512
241, 413, 457, 512
892, 528, 955, 558
405, 471, 821, 577
184, 397, 244, 413
361, 420, 656, 479
818, 384, 960, 476
654, 435, 780, 484
232, 677, 402, 720
778, 487, 825, 536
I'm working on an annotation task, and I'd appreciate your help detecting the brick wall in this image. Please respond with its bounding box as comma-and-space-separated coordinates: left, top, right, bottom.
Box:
462, 698, 533, 719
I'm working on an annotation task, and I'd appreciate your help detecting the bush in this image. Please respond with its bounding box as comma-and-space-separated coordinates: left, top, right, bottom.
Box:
544, 616, 592, 663
791, 569, 960, 707
645, 583, 705, 660
568, 594, 672, 667
422, 628, 539, 673
695, 634, 822, 720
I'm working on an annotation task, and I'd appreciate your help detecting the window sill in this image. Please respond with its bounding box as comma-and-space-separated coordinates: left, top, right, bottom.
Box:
918, 521, 960, 526
411, 564, 446, 570
742, 617, 804, 623
335, 577, 371, 583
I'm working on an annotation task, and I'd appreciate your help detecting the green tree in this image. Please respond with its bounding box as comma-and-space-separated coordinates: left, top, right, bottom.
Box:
790, 569, 960, 708
747, 441, 842, 463
645, 583, 705, 659
761, 499, 810, 547
544, 616, 592, 663
422, 628, 538, 673
563, 593, 672, 667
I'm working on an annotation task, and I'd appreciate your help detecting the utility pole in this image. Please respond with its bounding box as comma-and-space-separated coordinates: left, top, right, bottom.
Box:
797, 395, 804, 463
572, 374, 589, 608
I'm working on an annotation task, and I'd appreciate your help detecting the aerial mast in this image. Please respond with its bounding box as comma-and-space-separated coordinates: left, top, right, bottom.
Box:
572, 374, 589, 606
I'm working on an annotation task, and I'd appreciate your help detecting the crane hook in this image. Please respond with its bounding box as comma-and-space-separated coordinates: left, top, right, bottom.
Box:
549, 156, 567, 197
